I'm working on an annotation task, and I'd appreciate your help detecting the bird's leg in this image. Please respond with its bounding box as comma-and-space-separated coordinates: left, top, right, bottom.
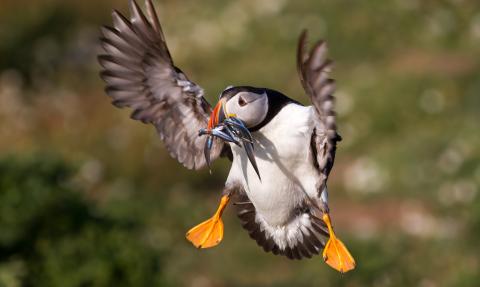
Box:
322, 213, 356, 273
317, 187, 355, 272
186, 195, 230, 248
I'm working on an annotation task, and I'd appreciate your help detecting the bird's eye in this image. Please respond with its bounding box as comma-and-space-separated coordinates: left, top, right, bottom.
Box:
238, 96, 247, 107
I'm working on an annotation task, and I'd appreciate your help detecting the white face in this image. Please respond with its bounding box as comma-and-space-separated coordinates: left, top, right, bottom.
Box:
224, 91, 268, 128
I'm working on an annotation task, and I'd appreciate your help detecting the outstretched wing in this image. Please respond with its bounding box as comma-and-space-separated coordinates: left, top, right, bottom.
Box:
297, 30, 342, 189
98, 0, 226, 170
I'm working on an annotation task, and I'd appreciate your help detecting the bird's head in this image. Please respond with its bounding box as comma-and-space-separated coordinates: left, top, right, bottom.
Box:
212, 86, 269, 129
200, 86, 268, 179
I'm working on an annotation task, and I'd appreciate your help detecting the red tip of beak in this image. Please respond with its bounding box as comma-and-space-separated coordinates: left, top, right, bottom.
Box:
208, 100, 223, 130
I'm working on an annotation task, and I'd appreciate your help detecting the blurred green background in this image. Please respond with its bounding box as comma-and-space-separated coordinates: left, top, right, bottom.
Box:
1, 0, 479, 286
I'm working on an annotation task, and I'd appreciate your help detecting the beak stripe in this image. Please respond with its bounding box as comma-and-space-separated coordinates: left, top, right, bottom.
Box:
208, 100, 223, 130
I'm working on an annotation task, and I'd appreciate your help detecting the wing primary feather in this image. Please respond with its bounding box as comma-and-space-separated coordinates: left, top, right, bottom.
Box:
99, 0, 230, 170
297, 29, 341, 192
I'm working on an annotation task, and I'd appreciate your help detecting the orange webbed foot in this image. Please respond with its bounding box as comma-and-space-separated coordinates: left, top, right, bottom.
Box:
186, 215, 224, 248
322, 213, 356, 273
186, 195, 229, 249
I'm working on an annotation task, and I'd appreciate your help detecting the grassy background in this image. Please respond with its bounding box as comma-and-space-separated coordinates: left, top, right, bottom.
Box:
0, 0, 479, 286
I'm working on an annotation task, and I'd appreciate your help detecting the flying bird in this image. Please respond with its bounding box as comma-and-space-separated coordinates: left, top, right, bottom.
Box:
98, 0, 355, 273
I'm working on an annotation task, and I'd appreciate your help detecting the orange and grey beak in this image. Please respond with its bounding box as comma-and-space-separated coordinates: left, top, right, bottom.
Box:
202, 99, 237, 143
199, 99, 260, 180
207, 99, 225, 131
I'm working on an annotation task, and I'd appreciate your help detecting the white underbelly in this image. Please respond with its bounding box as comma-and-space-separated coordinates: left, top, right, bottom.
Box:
226, 104, 319, 226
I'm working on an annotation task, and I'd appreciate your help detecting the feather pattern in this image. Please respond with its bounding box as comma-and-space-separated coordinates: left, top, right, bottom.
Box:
98, 0, 226, 170
297, 30, 341, 191
231, 184, 328, 260
233, 185, 328, 259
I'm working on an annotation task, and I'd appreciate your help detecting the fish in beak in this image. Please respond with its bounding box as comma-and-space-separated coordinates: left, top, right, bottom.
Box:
199, 99, 261, 180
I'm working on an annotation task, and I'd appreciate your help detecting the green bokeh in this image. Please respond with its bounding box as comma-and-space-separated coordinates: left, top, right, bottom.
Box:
0, 0, 479, 286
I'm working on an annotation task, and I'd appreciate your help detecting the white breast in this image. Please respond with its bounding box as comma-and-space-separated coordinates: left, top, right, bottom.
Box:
226, 104, 320, 227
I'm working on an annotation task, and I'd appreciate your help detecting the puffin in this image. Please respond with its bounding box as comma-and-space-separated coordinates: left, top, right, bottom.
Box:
98, 0, 355, 273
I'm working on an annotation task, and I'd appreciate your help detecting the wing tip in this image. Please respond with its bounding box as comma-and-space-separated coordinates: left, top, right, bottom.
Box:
300, 28, 308, 40
298, 29, 309, 60
98, 0, 214, 173
111, 9, 122, 18
129, 0, 144, 21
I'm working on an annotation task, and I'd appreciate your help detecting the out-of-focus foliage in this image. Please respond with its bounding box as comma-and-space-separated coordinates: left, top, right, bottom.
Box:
0, 155, 167, 286
0, 0, 479, 286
